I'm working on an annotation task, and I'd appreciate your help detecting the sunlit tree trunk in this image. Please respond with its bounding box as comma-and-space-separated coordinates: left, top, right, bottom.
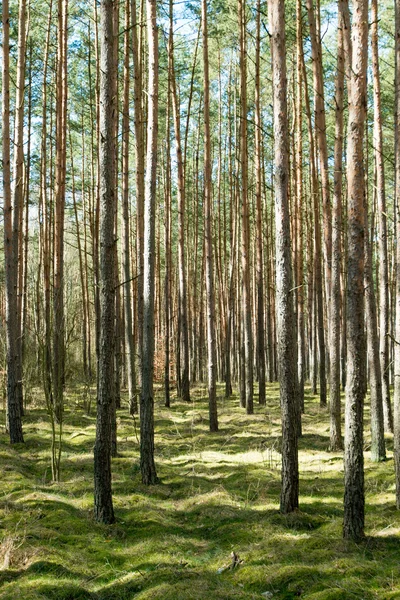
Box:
329, 7, 344, 451
269, 0, 299, 514
343, 0, 368, 542
202, 0, 218, 432
12, 0, 28, 418
255, 0, 265, 406
53, 0, 68, 422
140, 0, 159, 486
371, 0, 393, 433
94, 0, 116, 524
393, 0, 400, 509
122, 0, 137, 416
169, 1, 191, 403
2, 0, 24, 443
238, 0, 253, 414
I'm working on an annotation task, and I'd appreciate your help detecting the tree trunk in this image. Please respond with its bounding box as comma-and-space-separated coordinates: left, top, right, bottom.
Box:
371, 0, 393, 434
2, 0, 24, 443
343, 0, 368, 542
202, 0, 218, 433
394, 0, 400, 510
122, 0, 137, 416
94, 0, 116, 524
268, 0, 299, 514
329, 6, 344, 451
140, 0, 159, 486
238, 0, 253, 414
255, 0, 266, 407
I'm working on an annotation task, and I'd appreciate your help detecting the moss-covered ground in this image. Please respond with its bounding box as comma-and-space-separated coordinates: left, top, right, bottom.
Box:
0, 383, 399, 599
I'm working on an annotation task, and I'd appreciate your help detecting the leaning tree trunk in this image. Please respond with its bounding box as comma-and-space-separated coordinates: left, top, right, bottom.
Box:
268, 0, 299, 514
343, 0, 368, 542
94, 0, 117, 524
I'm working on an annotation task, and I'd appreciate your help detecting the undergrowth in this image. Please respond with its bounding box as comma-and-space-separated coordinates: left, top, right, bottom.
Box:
0, 384, 399, 599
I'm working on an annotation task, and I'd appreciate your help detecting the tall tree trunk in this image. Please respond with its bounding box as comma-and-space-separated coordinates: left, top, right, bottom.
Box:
202, 0, 218, 432
2, 0, 24, 443
122, 0, 137, 416
169, 2, 191, 403
94, 0, 116, 524
53, 0, 68, 423
343, 0, 368, 542
12, 0, 27, 418
238, 0, 253, 414
268, 0, 299, 514
255, 0, 265, 407
132, 0, 145, 391
394, 0, 400, 509
329, 6, 344, 451
140, 0, 159, 486
371, 0, 393, 433
296, 0, 305, 415
364, 175, 386, 462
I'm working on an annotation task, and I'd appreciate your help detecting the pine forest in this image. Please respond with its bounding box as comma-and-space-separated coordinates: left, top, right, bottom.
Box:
1, 0, 400, 598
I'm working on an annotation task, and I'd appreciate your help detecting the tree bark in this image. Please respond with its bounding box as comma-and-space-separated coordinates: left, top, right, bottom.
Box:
94, 0, 116, 524
202, 0, 218, 432
330, 6, 345, 451
371, 0, 393, 433
2, 0, 24, 443
140, 0, 159, 486
343, 0, 368, 542
268, 0, 299, 514
238, 0, 253, 414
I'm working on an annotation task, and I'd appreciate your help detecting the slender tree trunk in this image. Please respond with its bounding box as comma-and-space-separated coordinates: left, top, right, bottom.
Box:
12, 0, 28, 418
371, 0, 393, 433
122, 0, 137, 416
269, 0, 299, 514
2, 0, 24, 443
132, 0, 145, 391
394, 0, 400, 509
329, 7, 345, 451
364, 176, 386, 462
169, 3, 191, 403
238, 0, 253, 414
164, 95, 171, 408
53, 0, 68, 423
202, 0, 218, 432
140, 0, 159, 486
94, 0, 116, 525
255, 0, 265, 407
343, 0, 368, 542
296, 0, 305, 415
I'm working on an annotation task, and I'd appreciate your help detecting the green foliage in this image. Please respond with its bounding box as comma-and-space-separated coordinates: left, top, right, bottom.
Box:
0, 384, 399, 599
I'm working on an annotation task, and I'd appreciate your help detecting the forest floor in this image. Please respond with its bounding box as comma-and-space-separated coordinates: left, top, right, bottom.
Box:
0, 383, 399, 600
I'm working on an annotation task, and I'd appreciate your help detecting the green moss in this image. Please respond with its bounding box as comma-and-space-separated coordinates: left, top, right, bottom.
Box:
0, 384, 399, 599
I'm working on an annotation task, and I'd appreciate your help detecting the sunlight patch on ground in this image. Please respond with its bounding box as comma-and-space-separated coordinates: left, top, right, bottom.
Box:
167, 449, 281, 467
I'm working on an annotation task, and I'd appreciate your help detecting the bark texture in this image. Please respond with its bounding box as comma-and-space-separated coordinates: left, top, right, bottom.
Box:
268, 0, 299, 514
140, 0, 159, 486
94, 0, 116, 524
343, 0, 368, 542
